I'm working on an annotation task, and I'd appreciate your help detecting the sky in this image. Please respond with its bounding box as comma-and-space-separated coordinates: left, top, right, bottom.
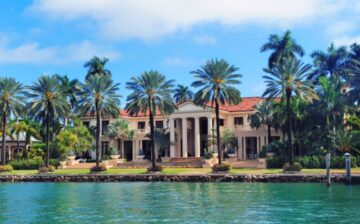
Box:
1, 0, 360, 106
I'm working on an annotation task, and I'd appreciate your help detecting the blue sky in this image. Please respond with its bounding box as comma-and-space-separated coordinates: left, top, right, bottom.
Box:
0, 0, 360, 106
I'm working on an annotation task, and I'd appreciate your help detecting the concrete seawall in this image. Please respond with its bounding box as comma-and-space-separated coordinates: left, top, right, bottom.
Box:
0, 174, 359, 183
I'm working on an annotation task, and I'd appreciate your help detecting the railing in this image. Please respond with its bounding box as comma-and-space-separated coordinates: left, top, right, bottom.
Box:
220, 125, 256, 132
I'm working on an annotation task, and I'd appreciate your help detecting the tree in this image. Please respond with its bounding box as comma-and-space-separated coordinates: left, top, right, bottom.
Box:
310, 43, 348, 82
221, 129, 237, 156
250, 101, 274, 144
262, 58, 318, 164
146, 129, 170, 158
76, 75, 120, 166
9, 120, 28, 154
191, 58, 241, 164
346, 60, 360, 104
0, 78, 25, 164
260, 30, 304, 68
26, 75, 70, 167
173, 84, 194, 104
84, 56, 111, 80
54, 130, 79, 157
334, 130, 360, 154
104, 119, 134, 157
125, 71, 176, 171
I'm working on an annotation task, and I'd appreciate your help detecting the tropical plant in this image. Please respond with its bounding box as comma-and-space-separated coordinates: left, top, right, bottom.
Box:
221, 129, 237, 155
346, 60, 360, 104
26, 75, 70, 167
76, 75, 120, 166
9, 120, 28, 154
334, 130, 360, 155
146, 129, 170, 158
0, 78, 25, 164
104, 118, 134, 157
250, 101, 274, 144
84, 56, 111, 80
262, 57, 318, 164
53, 130, 79, 157
173, 84, 194, 104
125, 71, 176, 171
260, 30, 305, 68
191, 58, 241, 164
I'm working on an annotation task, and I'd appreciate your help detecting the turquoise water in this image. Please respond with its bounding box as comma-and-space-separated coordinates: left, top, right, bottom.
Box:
0, 183, 359, 223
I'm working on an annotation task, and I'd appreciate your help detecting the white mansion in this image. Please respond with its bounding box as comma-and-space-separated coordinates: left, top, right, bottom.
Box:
81, 97, 281, 161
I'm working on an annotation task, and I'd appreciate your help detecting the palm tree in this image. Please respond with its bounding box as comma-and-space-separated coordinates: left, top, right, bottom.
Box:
262, 57, 318, 164
346, 60, 360, 104
191, 59, 241, 164
0, 78, 24, 164
9, 119, 28, 155
173, 84, 194, 104
84, 56, 111, 80
76, 75, 120, 166
26, 75, 70, 167
125, 71, 176, 171
334, 130, 360, 154
104, 119, 135, 158
249, 101, 274, 144
310, 43, 348, 82
260, 30, 305, 68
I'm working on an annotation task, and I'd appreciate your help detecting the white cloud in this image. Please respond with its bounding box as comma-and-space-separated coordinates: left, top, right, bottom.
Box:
193, 35, 217, 45
0, 39, 120, 65
29, 0, 345, 41
333, 35, 360, 46
162, 57, 193, 67
326, 20, 356, 38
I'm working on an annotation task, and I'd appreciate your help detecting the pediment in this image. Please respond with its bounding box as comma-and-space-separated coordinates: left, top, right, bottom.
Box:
176, 102, 209, 113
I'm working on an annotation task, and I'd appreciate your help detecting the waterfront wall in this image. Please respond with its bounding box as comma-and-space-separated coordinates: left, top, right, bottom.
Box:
0, 174, 359, 183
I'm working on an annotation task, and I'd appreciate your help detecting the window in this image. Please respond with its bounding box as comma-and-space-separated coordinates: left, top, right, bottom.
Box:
138, 121, 146, 129
83, 121, 90, 128
234, 117, 244, 125
101, 141, 109, 155
101, 120, 109, 135
156, 120, 164, 129
219, 119, 224, 126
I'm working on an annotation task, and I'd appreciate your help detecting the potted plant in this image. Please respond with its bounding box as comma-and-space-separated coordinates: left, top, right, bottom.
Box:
137, 148, 145, 160
109, 147, 120, 160
227, 146, 237, 158
59, 154, 67, 167
101, 154, 111, 167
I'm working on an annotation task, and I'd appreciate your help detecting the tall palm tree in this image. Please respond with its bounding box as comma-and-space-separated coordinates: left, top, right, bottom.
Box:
260, 30, 305, 68
173, 84, 194, 104
0, 78, 24, 164
346, 60, 360, 104
104, 119, 135, 157
310, 43, 348, 82
26, 75, 70, 167
263, 57, 318, 164
84, 56, 111, 80
249, 101, 274, 144
125, 71, 176, 171
191, 59, 241, 164
76, 75, 120, 166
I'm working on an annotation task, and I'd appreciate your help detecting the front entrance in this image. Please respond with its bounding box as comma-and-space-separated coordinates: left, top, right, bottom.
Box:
124, 141, 133, 161
246, 137, 257, 159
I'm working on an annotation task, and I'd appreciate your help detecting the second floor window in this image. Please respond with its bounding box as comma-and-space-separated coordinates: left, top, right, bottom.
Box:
138, 121, 146, 130
101, 120, 109, 135
234, 117, 244, 125
156, 120, 164, 129
219, 119, 224, 126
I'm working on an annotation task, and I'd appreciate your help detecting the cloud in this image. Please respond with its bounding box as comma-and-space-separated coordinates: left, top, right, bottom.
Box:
0, 39, 120, 65
326, 20, 357, 38
29, 0, 345, 41
333, 35, 360, 46
162, 57, 194, 67
193, 35, 217, 45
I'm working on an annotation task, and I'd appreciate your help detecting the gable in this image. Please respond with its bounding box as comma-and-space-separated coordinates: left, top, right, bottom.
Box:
176, 102, 208, 113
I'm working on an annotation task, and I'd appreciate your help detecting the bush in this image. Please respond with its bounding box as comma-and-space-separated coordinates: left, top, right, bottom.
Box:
258, 146, 267, 158
90, 164, 107, 173
282, 162, 303, 172
295, 156, 322, 169
212, 163, 231, 172
38, 165, 55, 173
266, 156, 287, 168
9, 158, 45, 170
147, 165, 163, 172
101, 155, 111, 161
203, 152, 213, 160
0, 165, 13, 172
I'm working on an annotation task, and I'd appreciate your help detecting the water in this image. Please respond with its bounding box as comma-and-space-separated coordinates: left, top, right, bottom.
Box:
0, 182, 359, 223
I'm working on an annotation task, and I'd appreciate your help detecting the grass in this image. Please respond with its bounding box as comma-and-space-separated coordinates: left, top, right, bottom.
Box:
1, 167, 360, 175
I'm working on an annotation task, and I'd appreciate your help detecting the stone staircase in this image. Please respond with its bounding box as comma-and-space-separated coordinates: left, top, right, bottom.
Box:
165, 157, 203, 168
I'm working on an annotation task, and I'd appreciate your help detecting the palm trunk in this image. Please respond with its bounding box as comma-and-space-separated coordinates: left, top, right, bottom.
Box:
286, 91, 294, 165
95, 100, 100, 166
267, 124, 272, 145
149, 98, 156, 170
215, 99, 222, 164
45, 104, 50, 167
1, 109, 7, 165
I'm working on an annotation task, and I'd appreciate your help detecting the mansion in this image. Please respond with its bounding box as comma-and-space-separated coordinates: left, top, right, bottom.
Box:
81, 97, 281, 161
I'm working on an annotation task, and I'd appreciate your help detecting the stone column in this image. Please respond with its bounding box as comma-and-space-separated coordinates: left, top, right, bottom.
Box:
194, 117, 200, 157
169, 118, 176, 158
182, 118, 188, 157
132, 140, 137, 161
238, 137, 242, 160
208, 117, 213, 136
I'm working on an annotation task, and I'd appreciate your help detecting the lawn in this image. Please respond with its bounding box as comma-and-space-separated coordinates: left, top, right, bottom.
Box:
1, 167, 360, 175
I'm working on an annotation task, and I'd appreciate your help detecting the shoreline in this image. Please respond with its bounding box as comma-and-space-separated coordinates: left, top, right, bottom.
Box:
0, 174, 359, 183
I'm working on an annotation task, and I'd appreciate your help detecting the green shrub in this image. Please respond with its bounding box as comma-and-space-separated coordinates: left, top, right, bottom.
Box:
101, 155, 111, 161
38, 166, 49, 173
0, 165, 13, 172
90, 164, 107, 173
212, 163, 231, 172
9, 158, 45, 170
147, 165, 163, 172
203, 152, 213, 160
283, 162, 303, 172
266, 156, 287, 168
258, 146, 267, 158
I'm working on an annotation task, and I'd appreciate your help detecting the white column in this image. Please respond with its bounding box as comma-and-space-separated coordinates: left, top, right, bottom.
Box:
132, 140, 136, 161
208, 117, 213, 136
169, 118, 176, 157
121, 140, 125, 158
182, 118, 188, 157
194, 117, 200, 157
238, 137, 242, 160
